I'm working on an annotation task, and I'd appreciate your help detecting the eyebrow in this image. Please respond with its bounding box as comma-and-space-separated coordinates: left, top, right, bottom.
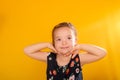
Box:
54, 36, 60, 39
54, 34, 72, 39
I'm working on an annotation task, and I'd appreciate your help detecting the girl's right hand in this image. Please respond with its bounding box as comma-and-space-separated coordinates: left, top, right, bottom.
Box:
47, 43, 57, 53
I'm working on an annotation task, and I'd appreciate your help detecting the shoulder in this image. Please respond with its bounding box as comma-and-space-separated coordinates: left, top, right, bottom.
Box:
47, 52, 56, 57
47, 52, 56, 61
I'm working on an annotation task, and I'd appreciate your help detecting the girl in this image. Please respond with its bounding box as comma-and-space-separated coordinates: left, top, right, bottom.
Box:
24, 22, 107, 80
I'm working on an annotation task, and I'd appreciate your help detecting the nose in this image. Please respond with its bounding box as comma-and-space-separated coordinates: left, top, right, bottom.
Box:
62, 40, 67, 45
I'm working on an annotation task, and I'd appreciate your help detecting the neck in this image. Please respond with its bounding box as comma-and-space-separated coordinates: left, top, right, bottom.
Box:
56, 53, 72, 66
57, 53, 71, 60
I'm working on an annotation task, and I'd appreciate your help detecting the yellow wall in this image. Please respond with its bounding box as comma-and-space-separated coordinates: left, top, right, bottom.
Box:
0, 0, 120, 80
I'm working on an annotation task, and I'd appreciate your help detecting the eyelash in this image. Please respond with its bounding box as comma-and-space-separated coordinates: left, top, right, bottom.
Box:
56, 39, 61, 41
56, 37, 72, 41
68, 37, 71, 39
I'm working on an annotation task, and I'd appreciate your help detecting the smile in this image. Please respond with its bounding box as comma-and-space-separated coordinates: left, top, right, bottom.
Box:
61, 47, 69, 49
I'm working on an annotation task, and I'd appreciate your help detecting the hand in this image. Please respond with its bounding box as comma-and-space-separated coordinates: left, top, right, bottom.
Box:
47, 43, 57, 53
65, 44, 81, 58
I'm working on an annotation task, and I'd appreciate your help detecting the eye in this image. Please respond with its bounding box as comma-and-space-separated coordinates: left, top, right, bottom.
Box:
56, 38, 61, 41
68, 37, 71, 40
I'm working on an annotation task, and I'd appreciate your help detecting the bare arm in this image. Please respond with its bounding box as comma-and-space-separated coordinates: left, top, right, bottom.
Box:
24, 42, 56, 62
78, 44, 107, 66
66, 44, 107, 66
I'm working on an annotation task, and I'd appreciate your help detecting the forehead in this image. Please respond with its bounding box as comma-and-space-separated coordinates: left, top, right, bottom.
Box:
53, 27, 74, 36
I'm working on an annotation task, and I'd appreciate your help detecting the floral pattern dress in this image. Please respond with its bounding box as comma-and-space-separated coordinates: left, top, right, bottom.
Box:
47, 52, 83, 80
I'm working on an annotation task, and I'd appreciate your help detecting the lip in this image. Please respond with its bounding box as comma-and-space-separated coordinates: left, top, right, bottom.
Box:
61, 46, 69, 49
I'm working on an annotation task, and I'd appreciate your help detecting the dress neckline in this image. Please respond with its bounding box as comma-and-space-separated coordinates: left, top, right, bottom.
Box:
55, 54, 72, 68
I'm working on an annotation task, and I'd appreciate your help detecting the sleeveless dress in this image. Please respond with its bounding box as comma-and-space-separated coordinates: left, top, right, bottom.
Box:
47, 52, 83, 80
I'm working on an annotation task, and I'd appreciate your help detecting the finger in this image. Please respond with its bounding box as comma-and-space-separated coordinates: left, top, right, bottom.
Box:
72, 50, 79, 58
65, 52, 71, 56
65, 44, 79, 56
72, 53, 77, 59
65, 49, 75, 56
52, 48, 57, 53
65, 48, 75, 56
50, 46, 57, 53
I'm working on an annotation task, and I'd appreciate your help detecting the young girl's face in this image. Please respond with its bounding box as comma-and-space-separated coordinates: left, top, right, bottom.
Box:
53, 27, 76, 55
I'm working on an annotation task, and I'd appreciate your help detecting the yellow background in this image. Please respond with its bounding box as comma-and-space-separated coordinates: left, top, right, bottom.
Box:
0, 0, 120, 80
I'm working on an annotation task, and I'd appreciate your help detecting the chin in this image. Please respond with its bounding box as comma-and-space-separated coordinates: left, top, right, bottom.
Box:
59, 51, 70, 55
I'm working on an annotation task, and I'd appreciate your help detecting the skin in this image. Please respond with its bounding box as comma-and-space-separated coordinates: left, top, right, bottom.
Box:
53, 27, 76, 54
24, 26, 107, 67
53, 27, 77, 66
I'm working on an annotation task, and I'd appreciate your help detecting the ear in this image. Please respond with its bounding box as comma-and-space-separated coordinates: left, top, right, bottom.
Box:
75, 37, 77, 44
73, 38, 77, 46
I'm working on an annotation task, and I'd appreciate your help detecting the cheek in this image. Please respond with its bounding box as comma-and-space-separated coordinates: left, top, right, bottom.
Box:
54, 42, 59, 48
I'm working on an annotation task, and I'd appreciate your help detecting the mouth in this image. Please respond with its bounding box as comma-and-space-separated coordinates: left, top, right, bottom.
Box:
61, 46, 69, 49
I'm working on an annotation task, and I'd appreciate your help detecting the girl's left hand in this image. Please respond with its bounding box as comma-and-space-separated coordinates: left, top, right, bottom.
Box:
65, 44, 81, 58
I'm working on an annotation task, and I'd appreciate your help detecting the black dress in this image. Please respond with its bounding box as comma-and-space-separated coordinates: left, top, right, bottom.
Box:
47, 52, 83, 80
